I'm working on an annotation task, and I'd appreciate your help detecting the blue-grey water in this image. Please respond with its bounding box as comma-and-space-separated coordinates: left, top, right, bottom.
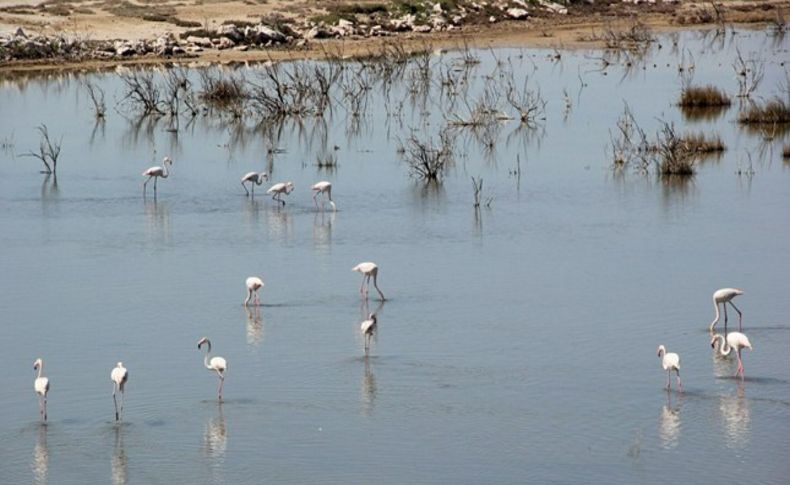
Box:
1, 28, 789, 484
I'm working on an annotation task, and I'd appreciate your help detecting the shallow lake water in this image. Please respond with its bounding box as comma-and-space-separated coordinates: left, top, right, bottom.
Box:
1, 28, 789, 484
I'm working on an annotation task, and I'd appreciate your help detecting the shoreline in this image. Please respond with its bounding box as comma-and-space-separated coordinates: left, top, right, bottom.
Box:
0, 1, 786, 76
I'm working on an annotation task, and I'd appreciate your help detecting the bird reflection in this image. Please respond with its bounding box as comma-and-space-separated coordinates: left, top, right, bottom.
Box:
312, 210, 334, 251
204, 403, 227, 460
31, 424, 48, 485
244, 198, 263, 227
360, 298, 385, 321
658, 390, 681, 449
719, 381, 750, 449
266, 206, 293, 241
245, 306, 264, 346
361, 356, 377, 417
144, 198, 171, 242
112, 425, 128, 485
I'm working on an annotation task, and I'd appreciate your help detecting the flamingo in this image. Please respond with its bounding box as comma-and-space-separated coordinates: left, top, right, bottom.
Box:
657, 346, 682, 392
711, 332, 753, 379
311, 181, 336, 211
244, 276, 264, 306
360, 313, 378, 355
111, 362, 128, 422
241, 171, 268, 197
142, 157, 173, 196
33, 358, 50, 422
198, 337, 227, 401
352, 262, 385, 301
709, 288, 744, 334
266, 181, 294, 205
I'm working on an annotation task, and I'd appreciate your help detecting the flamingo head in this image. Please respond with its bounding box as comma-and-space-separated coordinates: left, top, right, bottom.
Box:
369, 313, 377, 322
285, 182, 294, 194
116, 362, 124, 368
197, 337, 209, 349
163, 156, 173, 165
33, 358, 42, 370
261, 172, 269, 182
710, 334, 722, 349
657, 345, 666, 358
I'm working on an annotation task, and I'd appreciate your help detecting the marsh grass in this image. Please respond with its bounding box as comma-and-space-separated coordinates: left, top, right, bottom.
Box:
681, 132, 726, 154
738, 98, 790, 125
679, 85, 731, 107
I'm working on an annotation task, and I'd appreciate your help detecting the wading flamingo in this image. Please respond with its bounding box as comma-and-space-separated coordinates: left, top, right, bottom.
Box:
244, 276, 264, 306
657, 346, 682, 392
33, 358, 50, 422
267, 181, 294, 205
142, 157, 172, 196
709, 288, 744, 334
111, 362, 128, 421
711, 332, 753, 379
241, 171, 268, 197
198, 337, 227, 401
360, 313, 377, 355
311, 181, 336, 211
352, 262, 385, 301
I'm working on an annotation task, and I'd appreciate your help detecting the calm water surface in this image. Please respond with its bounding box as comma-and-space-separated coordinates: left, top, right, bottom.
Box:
1, 28, 789, 484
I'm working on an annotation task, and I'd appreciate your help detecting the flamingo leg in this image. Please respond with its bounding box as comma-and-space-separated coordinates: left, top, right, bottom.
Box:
676, 370, 682, 393
372, 274, 385, 301
728, 301, 743, 332
313, 191, 320, 208
153, 176, 158, 194
735, 349, 744, 378
113, 388, 119, 421
217, 373, 224, 401
120, 390, 125, 419
43, 396, 47, 421
251, 183, 255, 199
245, 289, 252, 306
666, 369, 671, 390
255, 289, 260, 306
242, 181, 249, 196
360, 275, 366, 295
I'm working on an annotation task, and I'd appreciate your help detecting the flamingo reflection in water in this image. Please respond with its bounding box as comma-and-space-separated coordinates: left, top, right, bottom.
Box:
658, 390, 681, 450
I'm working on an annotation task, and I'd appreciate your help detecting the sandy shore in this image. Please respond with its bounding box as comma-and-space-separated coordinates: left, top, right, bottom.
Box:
0, 0, 786, 74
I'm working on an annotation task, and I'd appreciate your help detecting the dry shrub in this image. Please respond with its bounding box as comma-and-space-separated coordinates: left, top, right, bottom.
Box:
199, 70, 247, 105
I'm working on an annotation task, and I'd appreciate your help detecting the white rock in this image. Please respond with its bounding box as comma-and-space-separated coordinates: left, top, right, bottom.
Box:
217, 37, 235, 49
186, 36, 213, 48
538, 0, 568, 14
507, 8, 529, 20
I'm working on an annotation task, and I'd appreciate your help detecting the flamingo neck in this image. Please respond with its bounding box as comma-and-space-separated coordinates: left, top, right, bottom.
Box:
36, 363, 43, 379
713, 335, 732, 356
203, 342, 213, 369
709, 300, 721, 333
161, 162, 170, 179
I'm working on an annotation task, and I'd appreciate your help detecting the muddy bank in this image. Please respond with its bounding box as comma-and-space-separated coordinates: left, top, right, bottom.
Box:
0, 0, 786, 74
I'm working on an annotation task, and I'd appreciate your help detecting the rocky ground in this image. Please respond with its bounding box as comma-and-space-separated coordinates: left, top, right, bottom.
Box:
0, 0, 787, 72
